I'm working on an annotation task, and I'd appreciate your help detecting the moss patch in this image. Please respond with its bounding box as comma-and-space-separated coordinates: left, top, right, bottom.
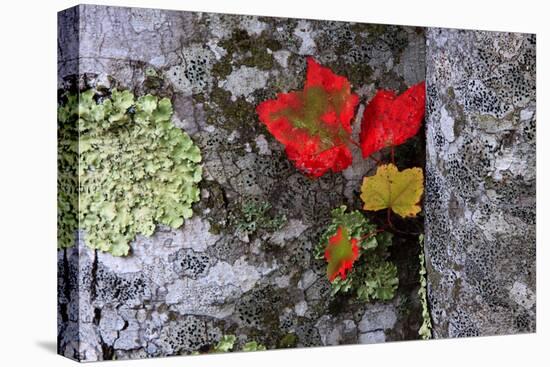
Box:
278, 333, 298, 348
330, 61, 374, 90
204, 86, 258, 133
212, 28, 283, 80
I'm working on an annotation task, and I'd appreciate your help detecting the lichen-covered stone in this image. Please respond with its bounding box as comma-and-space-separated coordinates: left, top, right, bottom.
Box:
58, 5, 426, 362
425, 29, 536, 337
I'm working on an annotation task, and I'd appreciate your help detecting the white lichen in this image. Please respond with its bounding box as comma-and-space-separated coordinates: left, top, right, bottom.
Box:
220, 65, 270, 101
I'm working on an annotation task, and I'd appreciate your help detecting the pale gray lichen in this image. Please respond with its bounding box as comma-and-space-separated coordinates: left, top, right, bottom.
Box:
425, 29, 536, 337
220, 65, 270, 101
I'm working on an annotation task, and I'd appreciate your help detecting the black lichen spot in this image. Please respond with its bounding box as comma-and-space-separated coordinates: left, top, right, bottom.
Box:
449, 309, 480, 338
171, 249, 212, 279
184, 51, 211, 89
157, 316, 221, 355
514, 310, 534, 332
93, 264, 148, 304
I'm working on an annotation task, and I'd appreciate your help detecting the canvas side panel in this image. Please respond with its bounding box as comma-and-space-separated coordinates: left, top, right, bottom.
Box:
424, 29, 536, 337
58, 5, 89, 362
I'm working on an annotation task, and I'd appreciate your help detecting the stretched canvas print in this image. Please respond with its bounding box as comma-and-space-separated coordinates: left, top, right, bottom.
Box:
57, 4, 536, 362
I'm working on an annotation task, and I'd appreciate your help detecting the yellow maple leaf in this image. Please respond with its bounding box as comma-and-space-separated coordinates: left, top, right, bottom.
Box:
360, 163, 424, 218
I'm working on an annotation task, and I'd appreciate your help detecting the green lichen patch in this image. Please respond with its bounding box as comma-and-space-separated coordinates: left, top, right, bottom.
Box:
242, 341, 267, 352
230, 199, 287, 236
417, 234, 432, 339
57, 89, 203, 255
204, 334, 266, 354
57, 93, 79, 251
314, 206, 398, 302
212, 335, 236, 352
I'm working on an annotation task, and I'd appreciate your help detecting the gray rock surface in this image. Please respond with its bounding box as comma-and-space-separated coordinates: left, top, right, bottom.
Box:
424, 28, 536, 337
58, 5, 425, 362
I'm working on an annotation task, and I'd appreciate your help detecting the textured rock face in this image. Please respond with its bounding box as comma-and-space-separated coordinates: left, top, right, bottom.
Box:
424, 29, 536, 337
58, 5, 537, 362
58, 5, 426, 362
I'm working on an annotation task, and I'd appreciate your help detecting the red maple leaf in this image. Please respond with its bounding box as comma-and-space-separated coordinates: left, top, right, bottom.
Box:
324, 226, 360, 282
256, 57, 359, 178
359, 82, 425, 158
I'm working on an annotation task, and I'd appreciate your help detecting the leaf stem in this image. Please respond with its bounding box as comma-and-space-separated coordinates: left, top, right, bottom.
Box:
347, 138, 362, 149
357, 229, 383, 242
368, 155, 381, 165
344, 137, 385, 166
385, 208, 423, 237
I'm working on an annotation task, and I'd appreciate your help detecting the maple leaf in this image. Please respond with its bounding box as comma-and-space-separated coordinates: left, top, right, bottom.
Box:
256, 57, 359, 178
324, 226, 360, 282
360, 163, 424, 217
360, 82, 425, 158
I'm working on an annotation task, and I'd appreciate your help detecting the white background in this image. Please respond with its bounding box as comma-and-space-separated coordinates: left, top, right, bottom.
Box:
0, 0, 546, 365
